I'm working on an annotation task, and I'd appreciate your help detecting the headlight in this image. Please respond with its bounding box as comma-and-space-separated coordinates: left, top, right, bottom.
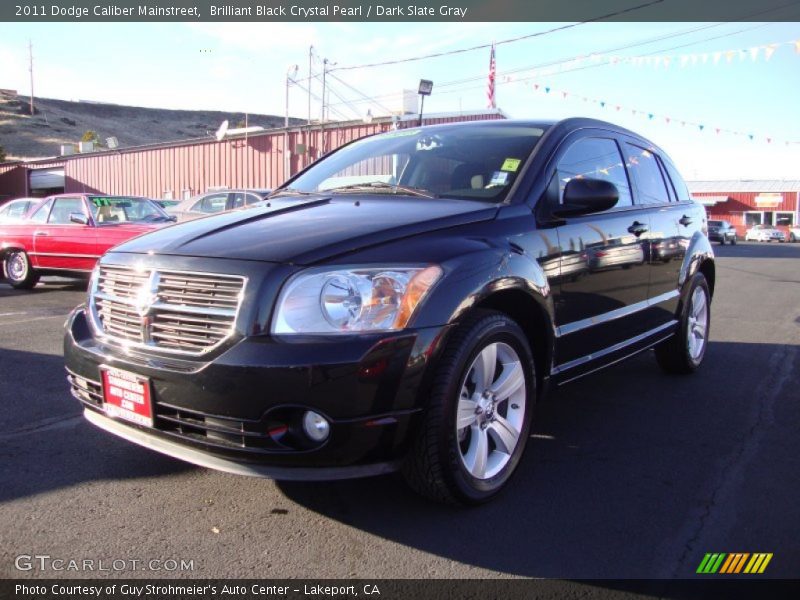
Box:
272, 265, 442, 334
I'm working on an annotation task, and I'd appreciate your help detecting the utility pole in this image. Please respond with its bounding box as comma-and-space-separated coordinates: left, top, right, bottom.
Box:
307, 45, 313, 126
28, 40, 35, 115
284, 64, 298, 180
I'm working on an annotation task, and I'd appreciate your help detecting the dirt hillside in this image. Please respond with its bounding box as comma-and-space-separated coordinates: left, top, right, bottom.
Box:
0, 90, 300, 160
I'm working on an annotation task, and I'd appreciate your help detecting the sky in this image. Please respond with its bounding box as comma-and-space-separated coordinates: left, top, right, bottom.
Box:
1, 20, 799, 179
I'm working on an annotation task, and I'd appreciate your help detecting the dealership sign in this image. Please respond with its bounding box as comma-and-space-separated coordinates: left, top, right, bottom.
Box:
754, 193, 783, 208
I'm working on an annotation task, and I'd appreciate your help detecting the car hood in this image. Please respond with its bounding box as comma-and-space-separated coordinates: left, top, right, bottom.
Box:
110, 196, 498, 264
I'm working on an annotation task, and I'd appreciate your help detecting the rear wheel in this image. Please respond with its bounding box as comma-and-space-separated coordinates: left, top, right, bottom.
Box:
402, 310, 535, 505
730, 236, 737, 245
3, 250, 40, 290
655, 272, 710, 374
791, 233, 797, 243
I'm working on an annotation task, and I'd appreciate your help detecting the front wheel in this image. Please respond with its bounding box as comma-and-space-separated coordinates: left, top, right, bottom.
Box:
655, 272, 710, 374
3, 250, 40, 290
730, 236, 737, 245
790, 233, 797, 243
402, 310, 535, 505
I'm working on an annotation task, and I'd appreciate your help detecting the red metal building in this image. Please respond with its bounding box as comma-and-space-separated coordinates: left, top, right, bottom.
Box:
689, 180, 800, 236
0, 110, 505, 202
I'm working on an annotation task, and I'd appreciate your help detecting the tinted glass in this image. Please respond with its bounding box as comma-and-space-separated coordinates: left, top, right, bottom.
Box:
284, 124, 546, 202
623, 143, 670, 205
556, 137, 633, 207
662, 160, 691, 201
49, 198, 85, 224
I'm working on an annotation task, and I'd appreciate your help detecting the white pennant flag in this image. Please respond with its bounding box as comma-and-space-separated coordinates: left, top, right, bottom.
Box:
701, 53, 709, 64
680, 55, 690, 67
713, 51, 722, 64
764, 44, 777, 60
749, 47, 760, 61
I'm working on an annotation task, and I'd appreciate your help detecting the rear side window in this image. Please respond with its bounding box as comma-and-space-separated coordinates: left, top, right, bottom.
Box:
29, 199, 53, 223
623, 143, 670, 205
556, 137, 633, 207
661, 160, 692, 202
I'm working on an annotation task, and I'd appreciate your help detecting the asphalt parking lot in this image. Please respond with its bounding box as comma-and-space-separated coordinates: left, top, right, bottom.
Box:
0, 241, 798, 580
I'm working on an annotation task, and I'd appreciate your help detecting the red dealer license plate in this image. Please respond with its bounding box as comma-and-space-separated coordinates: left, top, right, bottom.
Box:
100, 367, 153, 427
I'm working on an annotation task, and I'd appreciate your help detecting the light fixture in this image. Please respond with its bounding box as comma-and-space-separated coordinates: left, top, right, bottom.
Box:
418, 79, 433, 126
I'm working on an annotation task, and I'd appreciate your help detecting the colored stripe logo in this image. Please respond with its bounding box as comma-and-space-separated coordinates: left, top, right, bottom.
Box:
697, 553, 773, 574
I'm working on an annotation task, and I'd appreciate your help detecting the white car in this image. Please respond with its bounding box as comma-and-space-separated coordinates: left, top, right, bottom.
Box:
0, 198, 38, 223
745, 224, 785, 242
789, 225, 800, 243
166, 189, 271, 222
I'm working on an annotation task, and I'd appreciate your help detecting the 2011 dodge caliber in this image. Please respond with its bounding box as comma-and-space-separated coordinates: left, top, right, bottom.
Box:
64, 119, 715, 505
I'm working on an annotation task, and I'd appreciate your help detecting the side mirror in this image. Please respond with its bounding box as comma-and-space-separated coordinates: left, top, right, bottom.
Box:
69, 212, 89, 225
553, 178, 619, 218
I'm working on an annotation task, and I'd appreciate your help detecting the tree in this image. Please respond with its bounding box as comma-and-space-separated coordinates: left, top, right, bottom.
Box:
0, 145, 6, 163
81, 130, 100, 144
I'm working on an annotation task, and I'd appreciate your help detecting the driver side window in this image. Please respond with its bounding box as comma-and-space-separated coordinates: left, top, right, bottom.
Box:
556, 137, 633, 207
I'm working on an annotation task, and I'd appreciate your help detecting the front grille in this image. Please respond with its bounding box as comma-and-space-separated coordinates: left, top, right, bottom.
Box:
91, 265, 246, 355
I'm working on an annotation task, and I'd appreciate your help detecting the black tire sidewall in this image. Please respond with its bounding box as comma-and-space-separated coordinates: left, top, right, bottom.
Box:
438, 315, 535, 503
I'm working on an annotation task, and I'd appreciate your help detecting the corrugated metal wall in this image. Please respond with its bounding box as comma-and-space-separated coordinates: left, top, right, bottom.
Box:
0, 164, 28, 200
60, 113, 504, 199
697, 191, 799, 234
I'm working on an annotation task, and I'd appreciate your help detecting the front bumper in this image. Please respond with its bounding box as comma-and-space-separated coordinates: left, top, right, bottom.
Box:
64, 306, 449, 479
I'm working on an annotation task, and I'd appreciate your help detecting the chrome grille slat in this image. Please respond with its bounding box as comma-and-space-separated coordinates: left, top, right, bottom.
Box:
91, 265, 245, 355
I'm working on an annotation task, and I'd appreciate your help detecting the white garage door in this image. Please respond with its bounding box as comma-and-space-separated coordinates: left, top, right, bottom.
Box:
29, 168, 65, 190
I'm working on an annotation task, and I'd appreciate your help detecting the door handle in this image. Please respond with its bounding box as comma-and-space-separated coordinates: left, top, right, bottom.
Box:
627, 221, 648, 236
33, 231, 49, 236
679, 215, 693, 226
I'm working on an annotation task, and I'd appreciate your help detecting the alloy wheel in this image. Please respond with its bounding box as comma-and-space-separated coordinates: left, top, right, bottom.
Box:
456, 342, 526, 480
686, 286, 708, 362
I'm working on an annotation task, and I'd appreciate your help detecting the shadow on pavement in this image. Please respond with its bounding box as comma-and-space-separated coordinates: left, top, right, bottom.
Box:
276, 340, 798, 579
0, 348, 190, 504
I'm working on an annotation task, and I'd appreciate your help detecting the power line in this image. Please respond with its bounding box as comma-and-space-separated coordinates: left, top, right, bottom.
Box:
330, 0, 665, 72
324, 21, 778, 111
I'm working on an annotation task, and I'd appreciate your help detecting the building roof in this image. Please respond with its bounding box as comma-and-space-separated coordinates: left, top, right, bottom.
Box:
688, 180, 800, 193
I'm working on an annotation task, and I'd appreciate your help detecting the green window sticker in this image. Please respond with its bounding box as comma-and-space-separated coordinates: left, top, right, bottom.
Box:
501, 158, 521, 172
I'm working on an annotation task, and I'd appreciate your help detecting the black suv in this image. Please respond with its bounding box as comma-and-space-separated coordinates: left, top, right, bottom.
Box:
64, 119, 714, 505
707, 220, 737, 245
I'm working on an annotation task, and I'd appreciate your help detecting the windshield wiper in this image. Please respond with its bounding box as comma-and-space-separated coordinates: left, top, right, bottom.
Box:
269, 187, 318, 198
322, 182, 438, 199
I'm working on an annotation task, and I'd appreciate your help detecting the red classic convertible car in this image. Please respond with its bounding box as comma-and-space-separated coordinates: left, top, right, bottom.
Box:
0, 194, 174, 289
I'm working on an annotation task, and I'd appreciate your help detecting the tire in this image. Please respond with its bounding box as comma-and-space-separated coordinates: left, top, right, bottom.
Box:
402, 310, 535, 505
3, 250, 40, 290
719, 238, 725, 246
791, 233, 797, 243
655, 272, 710, 375
730, 236, 737, 245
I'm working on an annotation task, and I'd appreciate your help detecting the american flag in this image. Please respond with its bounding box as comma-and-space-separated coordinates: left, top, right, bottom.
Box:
487, 43, 496, 109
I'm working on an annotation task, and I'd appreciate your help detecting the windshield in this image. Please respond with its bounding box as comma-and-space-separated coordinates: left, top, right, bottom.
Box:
708, 221, 722, 227
89, 196, 172, 223
279, 123, 546, 203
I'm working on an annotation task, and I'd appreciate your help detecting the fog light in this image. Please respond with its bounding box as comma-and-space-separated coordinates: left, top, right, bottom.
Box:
302, 411, 330, 442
